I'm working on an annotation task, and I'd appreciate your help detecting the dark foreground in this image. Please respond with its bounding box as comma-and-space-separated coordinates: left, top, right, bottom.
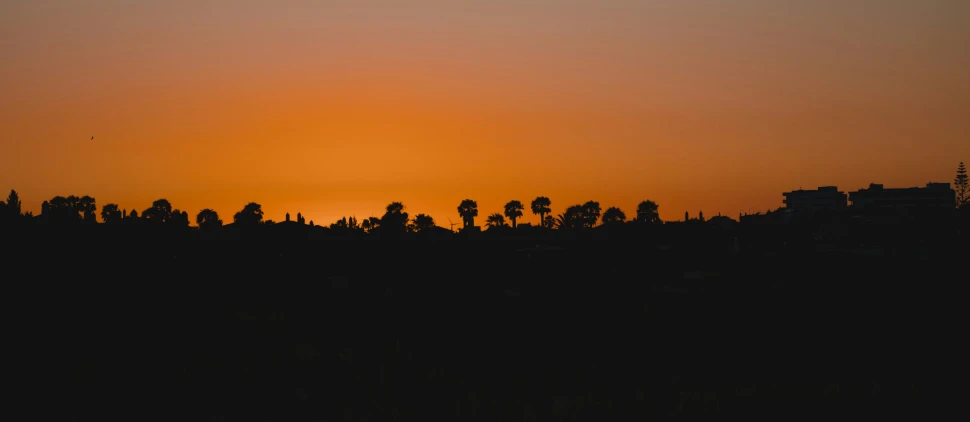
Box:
11, 234, 965, 420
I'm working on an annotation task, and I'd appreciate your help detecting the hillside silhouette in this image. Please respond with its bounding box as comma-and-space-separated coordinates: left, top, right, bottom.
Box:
3, 174, 969, 420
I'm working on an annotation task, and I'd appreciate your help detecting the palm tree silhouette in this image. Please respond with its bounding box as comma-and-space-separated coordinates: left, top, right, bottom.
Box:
556, 205, 583, 229
504, 200, 524, 228
486, 213, 506, 228
542, 215, 556, 229
581, 200, 601, 228
412, 213, 435, 232
530, 196, 551, 226
458, 199, 478, 229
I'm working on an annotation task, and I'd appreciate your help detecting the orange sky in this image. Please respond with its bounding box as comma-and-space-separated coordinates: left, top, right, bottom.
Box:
2, 0, 969, 225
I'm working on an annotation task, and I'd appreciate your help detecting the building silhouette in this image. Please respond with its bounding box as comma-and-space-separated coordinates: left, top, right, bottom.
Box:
782, 186, 848, 216
848, 183, 955, 212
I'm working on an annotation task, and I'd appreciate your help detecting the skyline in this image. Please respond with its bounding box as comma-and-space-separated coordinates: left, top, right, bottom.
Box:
3, 179, 960, 227
3, 1, 969, 225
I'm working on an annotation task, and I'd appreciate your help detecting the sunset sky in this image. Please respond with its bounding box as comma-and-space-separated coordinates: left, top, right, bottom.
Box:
2, 0, 969, 225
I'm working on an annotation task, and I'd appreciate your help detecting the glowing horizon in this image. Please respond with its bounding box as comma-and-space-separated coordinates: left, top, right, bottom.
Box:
3, 0, 968, 226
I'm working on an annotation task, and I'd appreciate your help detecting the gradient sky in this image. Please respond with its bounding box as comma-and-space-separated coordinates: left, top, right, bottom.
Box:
2, 0, 969, 225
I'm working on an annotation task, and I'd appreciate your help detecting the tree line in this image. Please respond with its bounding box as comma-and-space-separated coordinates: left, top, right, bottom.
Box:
3, 162, 966, 233
0, 190, 664, 233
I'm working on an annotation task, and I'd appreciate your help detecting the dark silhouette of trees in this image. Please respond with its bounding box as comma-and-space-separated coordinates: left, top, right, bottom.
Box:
59, 196, 74, 221
361, 216, 380, 233
172, 210, 190, 227
234, 202, 264, 225
556, 205, 583, 229
458, 199, 478, 229
41, 199, 56, 221
143, 199, 173, 223
138, 199, 187, 226
4, 178, 959, 422
42, 195, 95, 224
196, 209, 222, 230
636, 200, 662, 224
542, 215, 556, 229
380, 202, 409, 233
956, 162, 968, 208
7, 175, 962, 267
0, 190, 24, 223
101, 203, 123, 223
4, 189, 21, 218
331, 216, 361, 233
79, 196, 97, 223
411, 213, 436, 232
602, 206, 626, 224
504, 200, 524, 228
531, 196, 551, 226
580, 201, 601, 228
385, 202, 405, 215
486, 213, 507, 228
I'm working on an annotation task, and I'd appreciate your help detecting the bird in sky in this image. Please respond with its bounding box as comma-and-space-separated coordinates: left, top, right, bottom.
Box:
91, 136, 94, 140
